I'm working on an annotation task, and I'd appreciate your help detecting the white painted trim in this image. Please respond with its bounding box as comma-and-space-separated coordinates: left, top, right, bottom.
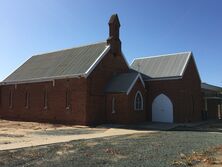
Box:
84, 45, 111, 78
190, 54, 201, 82
180, 52, 192, 76
145, 76, 182, 82
180, 52, 201, 81
0, 74, 83, 86
131, 51, 202, 82
126, 73, 145, 95
84, 47, 130, 78
134, 91, 144, 111
130, 51, 192, 65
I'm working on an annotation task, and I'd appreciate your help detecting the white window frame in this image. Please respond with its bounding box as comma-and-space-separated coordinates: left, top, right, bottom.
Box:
112, 97, 116, 114
134, 91, 143, 111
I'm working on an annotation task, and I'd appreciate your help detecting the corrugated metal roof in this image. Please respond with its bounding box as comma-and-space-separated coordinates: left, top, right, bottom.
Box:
105, 72, 139, 93
3, 42, 108, 83
131, 52, 191, 80
201, 83, 222, 92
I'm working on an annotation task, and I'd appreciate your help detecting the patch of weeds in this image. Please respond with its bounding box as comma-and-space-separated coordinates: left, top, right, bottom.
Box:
104, 148, 121, 156
0, 134, 24, 138
172, 146, 222, 166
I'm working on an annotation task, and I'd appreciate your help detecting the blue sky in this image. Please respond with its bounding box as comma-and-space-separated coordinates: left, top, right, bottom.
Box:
0, 0, 221, 86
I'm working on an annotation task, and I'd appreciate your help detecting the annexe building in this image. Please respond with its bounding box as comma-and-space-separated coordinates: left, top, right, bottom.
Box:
131, 52, 202, 123
201, 83, 222, 120
0, 14, 206, 124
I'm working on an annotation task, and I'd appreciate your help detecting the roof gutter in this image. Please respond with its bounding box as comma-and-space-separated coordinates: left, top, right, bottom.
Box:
0, 74, 84, 86
144, 76, 182, 82
0, 45, 111, 86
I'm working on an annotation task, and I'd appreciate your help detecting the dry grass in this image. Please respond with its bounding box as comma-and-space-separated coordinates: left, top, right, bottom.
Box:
172, 145, 222, 166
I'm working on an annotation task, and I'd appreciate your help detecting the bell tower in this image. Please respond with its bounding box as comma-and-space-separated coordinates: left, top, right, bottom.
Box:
107, 14, 121, 55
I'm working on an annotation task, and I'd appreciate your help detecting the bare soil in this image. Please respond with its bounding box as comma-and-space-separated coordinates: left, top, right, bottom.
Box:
0, 119, 149, 150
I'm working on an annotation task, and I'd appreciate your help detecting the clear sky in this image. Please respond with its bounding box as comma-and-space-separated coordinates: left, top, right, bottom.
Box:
0, 0, 221, 86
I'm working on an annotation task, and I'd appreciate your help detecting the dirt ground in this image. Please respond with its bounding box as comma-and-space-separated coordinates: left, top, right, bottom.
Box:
172, 122, 222, 167
0, 119, 222, 167
0, 122, 222, 167
0, 119, 151, 151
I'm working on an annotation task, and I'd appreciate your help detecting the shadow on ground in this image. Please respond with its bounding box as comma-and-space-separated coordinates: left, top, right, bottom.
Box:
99, 120, 222, 133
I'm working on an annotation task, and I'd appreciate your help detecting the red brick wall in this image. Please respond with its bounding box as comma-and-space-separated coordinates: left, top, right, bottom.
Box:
147, 56, 202, 123
0, 53, 203, 124
0, 86, 2, 112
0, 78, 88, 124
85, 51, 129, 125
106, 93, 129, 124
106, 79, 146, 124
0, 50, 129, 125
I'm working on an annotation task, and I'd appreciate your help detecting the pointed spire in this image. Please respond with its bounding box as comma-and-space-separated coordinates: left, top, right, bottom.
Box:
108, 14, 120, 27
108, 14, 120, 40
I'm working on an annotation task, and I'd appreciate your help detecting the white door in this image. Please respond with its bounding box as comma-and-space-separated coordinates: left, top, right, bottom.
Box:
152, 94, 173, 123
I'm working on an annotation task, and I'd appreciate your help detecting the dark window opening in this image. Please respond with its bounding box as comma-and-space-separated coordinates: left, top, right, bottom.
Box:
25, 91, 30, 109
112, 97, 116, 114
43, 89, 48, 110
9, 90, 13, 109
66, 89, 71, 110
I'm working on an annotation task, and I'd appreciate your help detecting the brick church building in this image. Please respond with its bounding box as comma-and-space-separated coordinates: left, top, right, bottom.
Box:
0, 14, 204, 125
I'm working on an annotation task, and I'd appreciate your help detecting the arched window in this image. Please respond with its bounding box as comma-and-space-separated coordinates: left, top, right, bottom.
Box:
134, 91, 143, 111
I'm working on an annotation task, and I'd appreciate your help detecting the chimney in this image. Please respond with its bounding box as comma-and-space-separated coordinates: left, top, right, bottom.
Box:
107, 14, 121, 55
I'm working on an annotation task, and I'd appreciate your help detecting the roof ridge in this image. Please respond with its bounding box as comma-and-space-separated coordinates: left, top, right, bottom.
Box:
32, 40, 107, 57
132, 51, 192, 62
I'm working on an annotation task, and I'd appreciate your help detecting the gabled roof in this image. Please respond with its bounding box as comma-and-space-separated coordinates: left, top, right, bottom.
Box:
2, 42, 110, 85
131, 52, 193, 80
105, 72, 145, 95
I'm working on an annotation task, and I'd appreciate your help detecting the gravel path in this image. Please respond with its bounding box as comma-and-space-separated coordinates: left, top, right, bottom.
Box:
0, 130, 221, 167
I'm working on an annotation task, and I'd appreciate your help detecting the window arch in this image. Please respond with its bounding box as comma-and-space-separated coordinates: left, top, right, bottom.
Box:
134, 91, 143, 111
